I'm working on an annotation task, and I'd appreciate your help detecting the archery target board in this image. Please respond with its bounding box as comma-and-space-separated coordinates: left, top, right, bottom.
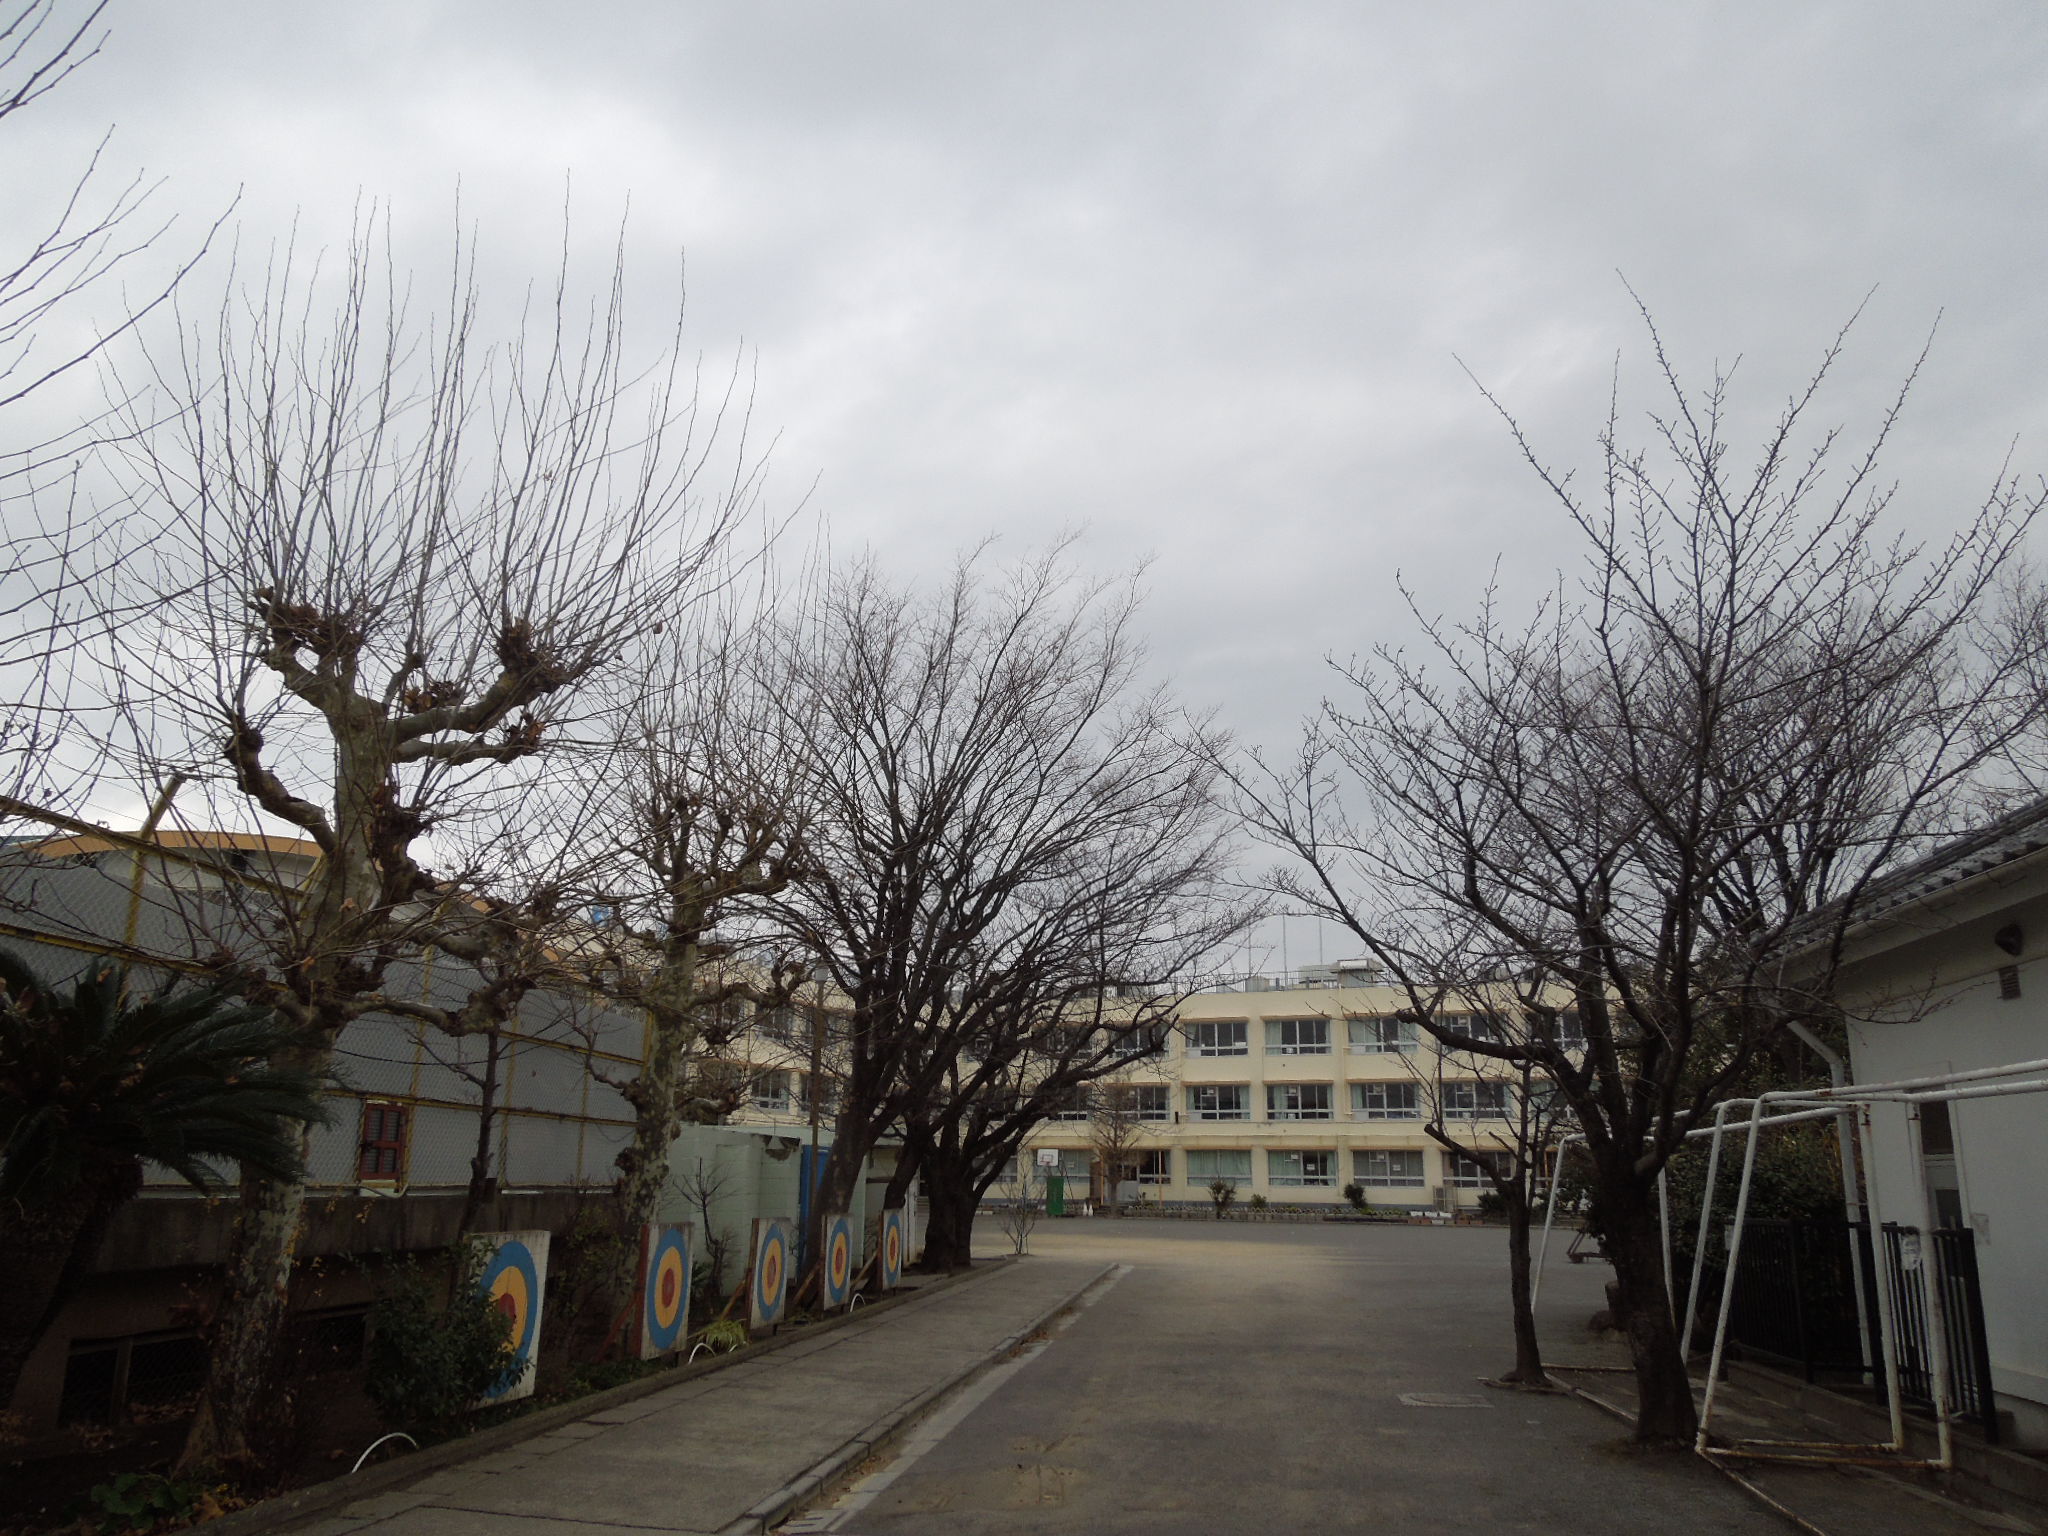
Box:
749, 1216, 792, 1332
820, 1213, 855, 1309
637, 1222, 694, 1360
878, 1207, 905, 1290
474, 1230, 550, 1404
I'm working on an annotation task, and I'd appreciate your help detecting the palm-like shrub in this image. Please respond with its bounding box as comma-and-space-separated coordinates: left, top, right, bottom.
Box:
0, 948, 328, 1411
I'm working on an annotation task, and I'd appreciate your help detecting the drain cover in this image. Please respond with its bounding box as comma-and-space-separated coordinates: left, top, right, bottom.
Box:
1398, 1392, 1491, 1408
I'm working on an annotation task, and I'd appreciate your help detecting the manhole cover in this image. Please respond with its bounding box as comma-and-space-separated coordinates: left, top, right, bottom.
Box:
1397, 1392, 1492, 1408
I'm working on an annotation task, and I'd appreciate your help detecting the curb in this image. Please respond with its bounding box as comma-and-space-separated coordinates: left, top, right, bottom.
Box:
715, 1261, 1117, 1536
214, 1257, 1018, 1536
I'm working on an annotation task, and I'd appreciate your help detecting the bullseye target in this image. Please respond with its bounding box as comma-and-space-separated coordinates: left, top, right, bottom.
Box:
637, 1222, 693, 1359
749, 1217, 791, 1332
878, 1207, 905, 1290
474, 1230, 550, 1403
821, 1214, 854, 1309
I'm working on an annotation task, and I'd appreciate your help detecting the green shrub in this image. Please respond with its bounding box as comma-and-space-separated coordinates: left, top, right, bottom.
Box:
1342, 1182, 1370, 1213
86, 1471, 217, 1533
365, 1245, 515, 1436
1247, 1192, 1268, 1211
1207, 1179, 1237, 1219
698, 1319, 747, 1353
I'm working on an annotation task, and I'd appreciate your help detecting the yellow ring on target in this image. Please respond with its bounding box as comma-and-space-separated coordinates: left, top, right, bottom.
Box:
490, 1264, 531, 1339
652, 1246, 685, 1329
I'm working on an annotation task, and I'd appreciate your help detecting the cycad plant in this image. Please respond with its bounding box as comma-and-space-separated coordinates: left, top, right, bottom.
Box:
0, 948, 328, 1413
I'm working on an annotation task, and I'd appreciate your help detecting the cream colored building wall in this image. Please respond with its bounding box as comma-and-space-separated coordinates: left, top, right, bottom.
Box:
1022, 983, 1528, 1209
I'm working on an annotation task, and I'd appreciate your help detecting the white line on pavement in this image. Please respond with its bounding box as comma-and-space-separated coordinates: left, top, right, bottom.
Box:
787, 1264, 1133, 1534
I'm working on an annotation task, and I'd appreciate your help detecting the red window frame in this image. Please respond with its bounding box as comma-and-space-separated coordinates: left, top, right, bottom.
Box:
357, 1101, 409, 1181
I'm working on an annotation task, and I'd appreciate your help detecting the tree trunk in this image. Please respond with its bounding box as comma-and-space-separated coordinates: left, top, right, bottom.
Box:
178, 1150, 312, 1472
1498, 1192, 1550, 1387
459, 1028, 505, 1237
916, 1157, 979, 1272
1599, 1181, 1697, 1445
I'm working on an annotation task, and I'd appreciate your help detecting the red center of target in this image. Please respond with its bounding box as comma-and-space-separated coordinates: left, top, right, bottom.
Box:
495, 1294, 519, 1321
660, 1270, 678, 1307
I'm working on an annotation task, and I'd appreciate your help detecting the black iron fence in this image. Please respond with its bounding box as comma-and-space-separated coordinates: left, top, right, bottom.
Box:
1713, 1217, 1998, 1445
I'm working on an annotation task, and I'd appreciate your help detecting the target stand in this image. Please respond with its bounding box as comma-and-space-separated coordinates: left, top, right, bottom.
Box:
636, 1222, 694, 1359
473, 1230, 551, 1404
820, 1213, 856, 1310
876, 1207, 906, 1291
748, 1216, 792, 1333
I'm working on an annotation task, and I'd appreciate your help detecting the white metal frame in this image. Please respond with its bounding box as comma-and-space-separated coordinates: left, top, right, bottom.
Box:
1532, 1057, 2048, 1468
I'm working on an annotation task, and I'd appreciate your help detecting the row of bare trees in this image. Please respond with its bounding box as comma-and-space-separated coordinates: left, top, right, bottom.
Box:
5, 119, 1246, 1481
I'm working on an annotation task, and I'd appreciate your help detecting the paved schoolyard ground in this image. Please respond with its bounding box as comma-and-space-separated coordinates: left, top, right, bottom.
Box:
799, 1218, 1797, 1535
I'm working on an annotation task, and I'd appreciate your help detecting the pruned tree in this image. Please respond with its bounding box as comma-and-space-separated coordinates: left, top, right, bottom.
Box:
1228, 300, 2046, 1442
1090, 1073, 1170, 1213
81, 210, 770, 1470
555, 608, 809, 1311
760, 544, 1249, 1275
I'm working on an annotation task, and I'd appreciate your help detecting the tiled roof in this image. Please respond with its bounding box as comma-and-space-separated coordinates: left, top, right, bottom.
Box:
1842, 795, 2048, 929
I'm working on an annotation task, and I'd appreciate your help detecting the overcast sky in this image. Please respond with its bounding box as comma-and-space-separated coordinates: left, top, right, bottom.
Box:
9, 2, 2048, 969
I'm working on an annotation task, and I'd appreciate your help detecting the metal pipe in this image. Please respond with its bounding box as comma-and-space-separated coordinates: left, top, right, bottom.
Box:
1531, 1136, 1574, 1313
1697, 1095, 1769, 1454
1907, 1102, 1957, 1471
1681, 1098, 1734, 1359
1658, 1166, 1675, 1322
1854, 1102, 1908, 1453
1787, 1019, 1874, 1382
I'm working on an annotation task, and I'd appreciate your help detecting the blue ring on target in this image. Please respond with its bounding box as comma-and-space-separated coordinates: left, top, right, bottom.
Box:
643, 1225, 690, 1354
478, 1238, 541, 1395
754, 1222, 788, 1324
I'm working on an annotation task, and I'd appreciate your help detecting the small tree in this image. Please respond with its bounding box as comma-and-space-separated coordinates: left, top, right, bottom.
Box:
0, 949, 326, 1410
1207, 1178, 1237, 1220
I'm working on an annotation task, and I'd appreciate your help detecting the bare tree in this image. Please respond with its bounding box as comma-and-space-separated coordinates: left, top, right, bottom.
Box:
0, 0, 220, 815
1229, 302, 2046, 1443
79, 210, 770, 1471
760, 544, 1248, 1274
1090, 1074, 1165, 1213
1396, 993, 1574, 1387
553, 609, 809, 1313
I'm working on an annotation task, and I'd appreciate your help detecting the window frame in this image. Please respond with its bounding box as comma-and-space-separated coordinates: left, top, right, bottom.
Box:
1185, 1148, 1253, 1187
357, 1100, 409, 1183
1187, 1019, 1249, 1057
1264, 1017, 1331, 1056
1347, 1016, 1419, 1054
1268, 1149, 1336, 1187
1351, 1080, 1419, 1120
1441, 1080, 1511, 1120
1353, 1147, 1426, 1187
1187, 1083, 1251, 1121
1266, 1082, 1334, 1120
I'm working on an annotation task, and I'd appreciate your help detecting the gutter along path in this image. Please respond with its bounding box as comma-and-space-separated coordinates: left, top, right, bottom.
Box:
278, 1257, 1108, 1536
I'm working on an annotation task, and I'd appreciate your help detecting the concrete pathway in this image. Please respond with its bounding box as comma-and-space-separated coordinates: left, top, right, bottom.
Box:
804, 1221, 1786, 1536
285, 1257, 1104, 1536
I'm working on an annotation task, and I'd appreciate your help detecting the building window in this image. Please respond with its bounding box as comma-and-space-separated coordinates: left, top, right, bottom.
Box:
1450, 1151, 1511, 1188
1267, 1083, 1333, 1120
1265, 1018, 1330, 1055
1348, 1016, 1417, 1054
59, 1330, 208, 1426
1048, 1085, 1093, 1121
357, 1101, 408, 1181
1440, 1012, 1508, 1045
1354, 1148, 1426, 1187
1130, 1083, 1171, 1121
799, 1074, 841, 1115
1352, 1081, 1419, 1120
1187, 1084, 1250, 1121
1129, 1149, 1171, 1184
1187, 1019, 1248, 1057
750, 1069, 792, 1113
1556, 1010, 1585, 1046
1268, 1150, 1335, 1187
758, 1004, 800, 1044
1442, 1081, 1511, 1120
1186, 1149, 1252, 1187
